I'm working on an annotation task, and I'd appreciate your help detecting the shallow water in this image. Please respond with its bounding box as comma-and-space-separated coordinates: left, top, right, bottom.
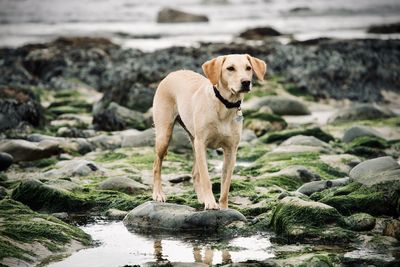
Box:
48, 220, 274, 267
1, 0, 399, 50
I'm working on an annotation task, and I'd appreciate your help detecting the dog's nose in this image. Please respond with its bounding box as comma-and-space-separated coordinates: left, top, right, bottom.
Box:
241, 80, 251, 91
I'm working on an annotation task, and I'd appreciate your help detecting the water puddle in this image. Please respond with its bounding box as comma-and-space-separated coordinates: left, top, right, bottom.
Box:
48, 220, 274, 267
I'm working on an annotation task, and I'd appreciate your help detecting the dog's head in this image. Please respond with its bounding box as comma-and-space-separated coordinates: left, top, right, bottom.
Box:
202, 54, 267, 95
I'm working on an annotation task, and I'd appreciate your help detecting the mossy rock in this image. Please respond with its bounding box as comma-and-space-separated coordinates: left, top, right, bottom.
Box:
311, 182, 400, 216
0, 199, 91, 265
340, 212, 376, 231
260, 127, 334, 144
344, 136, 388, 158
11, 179, 91, 213
270, 196, 348, 243
243, 110, 287, 136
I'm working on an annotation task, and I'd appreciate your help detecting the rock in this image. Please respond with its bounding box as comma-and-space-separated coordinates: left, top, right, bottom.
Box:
280, 135, 331, 148
52, 212, 69, 220
245, 96, 310, 115
329, 104, 395, 123
0, 152, 13, 171
261, 127, 334, 143
349, 156, 400, 186
266, 165, 321, 183
168, 174, 191, 184
0, 139, 61, 162
271, 197, 345, 242
123, 201, 246, 233
342, 125, 383, 143
93, 102, 148, 131
45, 179, 82, 192
105, 208, 128, 220
0, 185, 7, 200
241, 129, 257, 142
44, 160, 100, 178
243, 112, 287, 136
367, 22, 400, 34
88, 134, 122, 150
297, 177, 349, 196
239, 26, 282, 40
289, 7, 312, 13
0, 199, 91, 267
0, 86, 44, 131
342, 213, 376, 231
98, 177, 148, 194
11, 179, 90, 212
157, 8, 209, 23
383, 219, 400, 240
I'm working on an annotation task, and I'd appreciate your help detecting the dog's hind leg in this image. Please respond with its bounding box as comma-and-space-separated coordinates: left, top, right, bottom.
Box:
152, 99, 176, 202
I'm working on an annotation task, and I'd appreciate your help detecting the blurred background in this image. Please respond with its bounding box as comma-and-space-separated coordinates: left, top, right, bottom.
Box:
1, 0, 400, 50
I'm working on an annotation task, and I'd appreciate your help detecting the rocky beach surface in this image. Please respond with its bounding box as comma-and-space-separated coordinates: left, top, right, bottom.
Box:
0, 36, 400, 266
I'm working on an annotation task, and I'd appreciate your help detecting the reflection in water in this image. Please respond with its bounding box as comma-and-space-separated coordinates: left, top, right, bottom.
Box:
48, 221, 274, 267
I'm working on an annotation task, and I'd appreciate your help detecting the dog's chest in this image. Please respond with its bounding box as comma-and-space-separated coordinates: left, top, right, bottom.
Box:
207, 119, 242, 149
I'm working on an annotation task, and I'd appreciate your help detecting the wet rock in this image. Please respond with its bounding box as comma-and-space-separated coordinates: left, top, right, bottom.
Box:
0, 139, 61, 162
157, 8, 209, 23
105, 208, 128, 220
271, 196, 347, 242
0, 152, 13, 171
349, 156, 400, 186
239, 26, 282, 40
342, 213, 376, 231
367, 22, 400, 34
0, 199, 91, 267
261, 127, 334, 143
98, 177, 148, 194
123, 201, 246, 233
329, 104, 395, 123
168, 174, 191, 184
88, 134, 122, 150
342, 125, 383, 143
93, 102, 148, 131
44, 160, 100, 178
245, 96, 310, 115
0, 86, 45, 131
297, 177, 349, 196
11, 179, 90, 212
383, 219, 400, 240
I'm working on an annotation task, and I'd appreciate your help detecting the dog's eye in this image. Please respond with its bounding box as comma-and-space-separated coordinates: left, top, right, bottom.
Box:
246, 66, 252, 71
227, 66, 235, 71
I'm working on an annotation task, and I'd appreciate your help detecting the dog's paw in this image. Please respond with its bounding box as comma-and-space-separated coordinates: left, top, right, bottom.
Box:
152, 190, 167, 202
204, 199, 220, 210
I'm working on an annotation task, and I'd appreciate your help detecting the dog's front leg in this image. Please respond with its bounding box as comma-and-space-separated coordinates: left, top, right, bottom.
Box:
219, 147, 237, 209
194, 138, 219, 210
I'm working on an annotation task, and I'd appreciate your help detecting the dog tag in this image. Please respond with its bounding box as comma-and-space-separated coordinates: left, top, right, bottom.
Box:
235, 108, 243, 122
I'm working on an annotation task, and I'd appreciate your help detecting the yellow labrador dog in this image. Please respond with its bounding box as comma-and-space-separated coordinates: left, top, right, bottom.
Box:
152, 54, 267, 210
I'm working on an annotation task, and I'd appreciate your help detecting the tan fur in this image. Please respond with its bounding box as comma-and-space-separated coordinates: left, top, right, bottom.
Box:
152, 54, 267, 210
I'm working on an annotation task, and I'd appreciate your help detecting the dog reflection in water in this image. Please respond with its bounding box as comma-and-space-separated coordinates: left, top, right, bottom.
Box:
153, 240, 232, 265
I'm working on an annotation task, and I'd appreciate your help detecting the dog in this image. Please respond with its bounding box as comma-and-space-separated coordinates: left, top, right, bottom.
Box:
152, 54, 267, 210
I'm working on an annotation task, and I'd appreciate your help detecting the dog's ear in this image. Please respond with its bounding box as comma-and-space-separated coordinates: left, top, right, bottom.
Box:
202, 56, 225, 85
247, 55, 267, 81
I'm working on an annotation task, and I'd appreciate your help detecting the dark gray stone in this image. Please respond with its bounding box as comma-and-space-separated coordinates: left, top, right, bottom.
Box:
329, 104, 395, 123
123, 201, 246, 233
0, 139, 61, 162
342, 125, 383, 143
297, 177, 350, 195
0, 152, 13, 171
157, 8, 209, 23
247, 96, 310, 115
98, 177, 148, 194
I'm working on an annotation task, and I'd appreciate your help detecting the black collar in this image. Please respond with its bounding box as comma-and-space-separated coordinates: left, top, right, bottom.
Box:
213, 86, 241, 109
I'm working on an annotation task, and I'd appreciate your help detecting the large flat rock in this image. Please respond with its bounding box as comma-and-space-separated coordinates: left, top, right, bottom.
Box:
123, 201, 246, 233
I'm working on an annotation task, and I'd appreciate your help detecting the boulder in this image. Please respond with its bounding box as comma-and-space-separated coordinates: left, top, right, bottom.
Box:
342, 213, 376, 231
329, 104, 395, 123
0, 152, 13, 171
349, 156, 400, 186
0, 139, 61, 162
11, 179, 90, 212
44, 160, 100, 178
239, 26, 282, 40
367, 22, 400, 34
280, 135, 331, 148
157, 8, 209, 23
245, 96, 310, 115
342, 125, 383, 143
297, 177, 349, 196
0, 86, 44, 131
243, 111, 287, 136
271, 197, 344, 242
383, 219, 400, 240
93, 102, 148, 131
88, 134, 122, 150
105, 208, 129, 220
98, 177, 148, 194
123, 201, 246, 233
